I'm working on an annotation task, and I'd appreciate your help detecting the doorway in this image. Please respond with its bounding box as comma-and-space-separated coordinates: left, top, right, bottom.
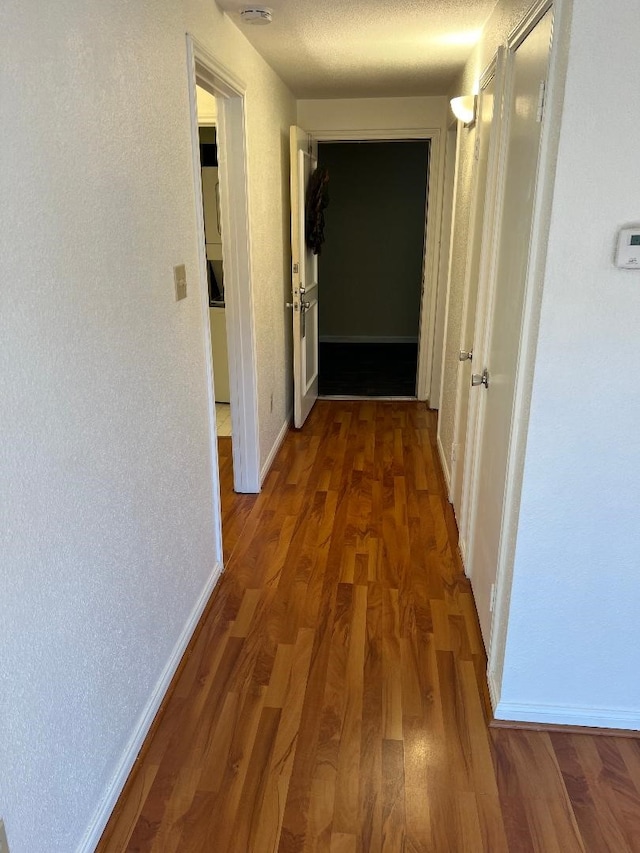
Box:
196, 91, 232, 440
187, 37, 261, 498
317, 140, 430, 398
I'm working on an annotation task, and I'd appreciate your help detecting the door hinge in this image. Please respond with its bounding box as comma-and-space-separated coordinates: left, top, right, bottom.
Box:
489, 583, 497, 613
536, 80, 547, 123
293, 262, 299, 275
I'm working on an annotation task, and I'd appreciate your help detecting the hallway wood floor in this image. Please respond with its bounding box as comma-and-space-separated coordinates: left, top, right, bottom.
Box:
99, 402, 640, 852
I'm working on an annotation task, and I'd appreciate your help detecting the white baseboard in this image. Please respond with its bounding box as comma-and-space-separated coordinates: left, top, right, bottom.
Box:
261, 412, 291, 484
77, 562, 224, 853
319, 335, 418, 344
436, 433, 452, 502
493, 700, 640, 731
458, 536, 468, 574
488, 672, 501, 712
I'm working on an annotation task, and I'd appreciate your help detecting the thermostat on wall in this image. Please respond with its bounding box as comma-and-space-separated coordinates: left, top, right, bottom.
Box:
615, 227, 640, 269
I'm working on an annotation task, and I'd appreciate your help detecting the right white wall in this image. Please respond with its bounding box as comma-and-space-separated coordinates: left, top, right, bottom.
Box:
497, 0, 640, 724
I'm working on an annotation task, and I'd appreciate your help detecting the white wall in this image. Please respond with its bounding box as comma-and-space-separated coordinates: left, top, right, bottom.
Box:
0, 0, 294, 850
496, 0, 640, 726
297, 95, 448, 133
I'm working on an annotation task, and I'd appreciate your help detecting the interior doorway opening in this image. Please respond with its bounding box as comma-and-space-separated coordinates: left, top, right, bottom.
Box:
196, 90, 232, 437
187, 37, 261, 509
317, 140, 430, 398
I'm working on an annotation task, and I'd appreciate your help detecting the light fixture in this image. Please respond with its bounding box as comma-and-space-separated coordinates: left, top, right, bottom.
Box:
239, 6, 273, 25
450, 95, 477, 126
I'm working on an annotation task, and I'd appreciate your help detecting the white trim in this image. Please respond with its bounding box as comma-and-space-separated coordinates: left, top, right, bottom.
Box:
319, 335, 418, 344
312, 127, 444, 405
456, 48, 507, 567
488, 670, 502, 711
260, 413, 291, 484
310, 127, 436, 142
458, 536, 467, 573
435, 120, 464, 481
189, 36, 261, 494
450, 53, 504, 516
493, 701, 640, 732
508, 0, 554, 50
77, 562, 224, 853
436, 433, 452, 501
186, 44, 223, 563
488, 0, 571, 698
429, 121, 458, 410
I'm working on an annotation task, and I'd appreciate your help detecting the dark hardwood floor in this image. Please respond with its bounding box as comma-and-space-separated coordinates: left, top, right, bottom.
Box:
98, 401, 640, 852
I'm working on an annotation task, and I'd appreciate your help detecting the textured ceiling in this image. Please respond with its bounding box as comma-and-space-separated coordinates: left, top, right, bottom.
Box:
216, 0, 497, 98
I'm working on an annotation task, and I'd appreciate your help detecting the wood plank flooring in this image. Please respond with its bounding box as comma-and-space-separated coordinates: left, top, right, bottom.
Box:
98, 402, 640, 852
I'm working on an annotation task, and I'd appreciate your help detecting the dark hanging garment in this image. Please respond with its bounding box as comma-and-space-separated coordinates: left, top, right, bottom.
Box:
305, 166, 330, 255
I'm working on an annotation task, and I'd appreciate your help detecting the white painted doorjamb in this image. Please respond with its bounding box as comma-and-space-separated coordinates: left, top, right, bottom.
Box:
435, 121, 464, 500
463, 0, 570, 708
429, 121, 458, 412
455, 49, 506, 566
187, 36, 261, 496
310, 127, 445, 404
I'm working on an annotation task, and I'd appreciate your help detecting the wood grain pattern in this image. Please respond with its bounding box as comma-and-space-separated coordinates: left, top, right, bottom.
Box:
98, 402, 640, 852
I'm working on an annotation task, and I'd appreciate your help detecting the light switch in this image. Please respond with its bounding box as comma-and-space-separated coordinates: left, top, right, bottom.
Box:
174, 264, 187, 300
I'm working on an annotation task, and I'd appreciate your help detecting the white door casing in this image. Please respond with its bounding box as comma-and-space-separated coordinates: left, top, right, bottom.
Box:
466, 8, 554, 649
306, 127, 442, 404
451, 65, 500, 528
188, 37, 262, 496
452, 51, 507, 561
430, 123, 458, 411
290, 126, 319, 428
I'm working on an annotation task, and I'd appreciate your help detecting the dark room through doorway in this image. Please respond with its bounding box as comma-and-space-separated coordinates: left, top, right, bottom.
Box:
317, 139, 430, 397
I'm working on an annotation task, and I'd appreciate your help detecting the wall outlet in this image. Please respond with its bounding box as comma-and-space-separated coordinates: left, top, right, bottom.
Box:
0, 818, 10, 853
174, 264, 187, 301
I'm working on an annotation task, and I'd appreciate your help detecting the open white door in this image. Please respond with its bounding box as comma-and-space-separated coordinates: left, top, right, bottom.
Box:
289, 126, 319, 428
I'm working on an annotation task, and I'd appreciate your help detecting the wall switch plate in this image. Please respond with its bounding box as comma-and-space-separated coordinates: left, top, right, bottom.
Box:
0, 819, 10, 853
174, 264, 187, 301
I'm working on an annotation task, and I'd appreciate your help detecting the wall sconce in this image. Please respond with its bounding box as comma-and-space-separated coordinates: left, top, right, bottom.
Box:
450, 95, 477, 127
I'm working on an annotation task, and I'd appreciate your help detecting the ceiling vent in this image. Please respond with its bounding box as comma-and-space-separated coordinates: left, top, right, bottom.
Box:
239, 6, 273, 25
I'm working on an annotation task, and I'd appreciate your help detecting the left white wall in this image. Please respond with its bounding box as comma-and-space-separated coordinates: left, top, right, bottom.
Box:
0, 0, 294, 850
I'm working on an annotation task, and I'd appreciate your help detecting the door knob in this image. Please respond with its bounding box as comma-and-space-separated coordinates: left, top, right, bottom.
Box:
459, 350, 473, 361
471, 368, 489, 388
301, 300, 311, 310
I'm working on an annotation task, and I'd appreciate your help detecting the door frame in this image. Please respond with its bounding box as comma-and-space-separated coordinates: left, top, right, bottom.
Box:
451, 49, 506, 560
186, 36, 261, 496
309, 127, 444, 402
456, 0, 571, 706
429, 119, 458, 412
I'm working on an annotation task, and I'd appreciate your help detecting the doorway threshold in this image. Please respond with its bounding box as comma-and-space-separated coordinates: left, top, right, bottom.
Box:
318, 395, 418, 402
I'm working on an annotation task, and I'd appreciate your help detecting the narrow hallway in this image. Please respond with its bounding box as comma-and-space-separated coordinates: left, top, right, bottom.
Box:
99, 402, 640, 852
